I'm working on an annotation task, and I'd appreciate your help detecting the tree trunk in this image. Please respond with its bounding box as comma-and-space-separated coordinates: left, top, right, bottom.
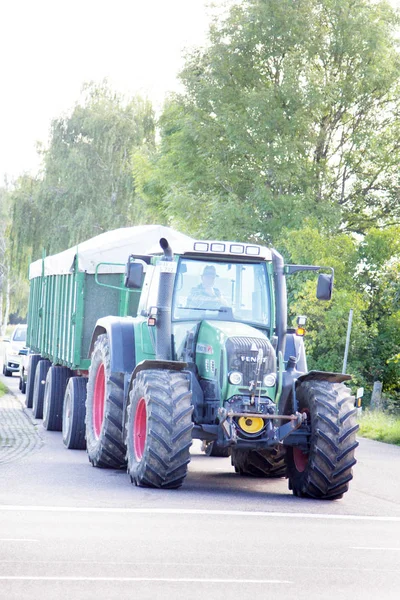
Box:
2, 276, 10, 333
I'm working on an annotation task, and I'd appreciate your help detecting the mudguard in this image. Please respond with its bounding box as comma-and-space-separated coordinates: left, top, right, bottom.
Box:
88, 316, 136, 375
278, 370, 352, 415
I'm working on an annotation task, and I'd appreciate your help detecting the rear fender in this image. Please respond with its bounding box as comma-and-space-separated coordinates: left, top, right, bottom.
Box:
89, 316, 136, 375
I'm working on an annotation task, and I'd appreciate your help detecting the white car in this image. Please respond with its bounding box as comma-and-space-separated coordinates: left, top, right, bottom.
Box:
2, 324, 28, 377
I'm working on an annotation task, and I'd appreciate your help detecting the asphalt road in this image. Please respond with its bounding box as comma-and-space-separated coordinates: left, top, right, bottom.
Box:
1, 371, 400, 600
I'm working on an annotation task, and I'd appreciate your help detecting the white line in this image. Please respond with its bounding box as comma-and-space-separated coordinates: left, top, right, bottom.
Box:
350, 547, 400, 551
0, 539, 38, 543
0, 576, 291, 584
1, 506, 400, 522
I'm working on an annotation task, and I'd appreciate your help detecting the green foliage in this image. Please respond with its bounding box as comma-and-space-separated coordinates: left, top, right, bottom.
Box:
0, 381, 7, 398
10, 81, 156, 262
137, 0, 400, 241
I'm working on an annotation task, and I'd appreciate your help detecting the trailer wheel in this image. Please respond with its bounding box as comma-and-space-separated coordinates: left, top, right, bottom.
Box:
126, 369, 193, 489
231, 447, 287, 477
43, 366, 71, 431
63, 376, 87, 450
86, 334, 125, 468
25, 354, 42, 408
287, 380, 359, 500
202, 441, 231, 457
32, 359, 51, 419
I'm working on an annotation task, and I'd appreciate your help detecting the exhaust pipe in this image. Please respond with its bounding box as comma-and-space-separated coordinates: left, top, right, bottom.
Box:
156, 238, 174, 360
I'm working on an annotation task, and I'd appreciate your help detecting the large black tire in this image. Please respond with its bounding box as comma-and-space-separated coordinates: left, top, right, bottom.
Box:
26, 354, 42, 408
63, 376, 87, 450
43, 366, 71, 431
202, 441, 231, 457
85, 334, 126, 469
20, 376, 26, 394
126, 369, 193, 489
32, 359, 51, 419
231, 447, 287, 477
286, 380, 359, 500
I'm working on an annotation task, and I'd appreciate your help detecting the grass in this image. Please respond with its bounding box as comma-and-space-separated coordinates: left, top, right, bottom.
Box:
358, 410, 400, 446
0, 381, 8, 398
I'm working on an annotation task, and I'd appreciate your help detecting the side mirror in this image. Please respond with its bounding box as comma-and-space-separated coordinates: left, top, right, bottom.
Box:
2, 337, 10, 343
316, 273, 333, 301
125, 259, 144, 289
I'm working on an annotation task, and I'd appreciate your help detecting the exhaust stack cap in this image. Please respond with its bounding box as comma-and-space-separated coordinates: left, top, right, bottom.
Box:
159, 237, 173, 261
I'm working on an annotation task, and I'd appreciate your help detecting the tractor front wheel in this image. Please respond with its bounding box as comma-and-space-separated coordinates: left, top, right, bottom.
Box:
126, 369, 193, 489
286, 380, 359, 500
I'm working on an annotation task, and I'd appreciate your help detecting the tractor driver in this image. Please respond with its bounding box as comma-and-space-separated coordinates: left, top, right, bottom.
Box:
186, 265, 228, 309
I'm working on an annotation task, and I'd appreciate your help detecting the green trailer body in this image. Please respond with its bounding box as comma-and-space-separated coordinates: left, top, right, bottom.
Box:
26, 226, 194, 371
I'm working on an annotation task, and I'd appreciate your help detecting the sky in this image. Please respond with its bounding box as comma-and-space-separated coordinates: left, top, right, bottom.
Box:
0, 0, 228, 184
1, 0, 399, 185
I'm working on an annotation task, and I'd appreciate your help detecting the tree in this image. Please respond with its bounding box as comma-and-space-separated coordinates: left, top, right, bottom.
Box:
135, 0, 400, 242
10, 81, 156, 260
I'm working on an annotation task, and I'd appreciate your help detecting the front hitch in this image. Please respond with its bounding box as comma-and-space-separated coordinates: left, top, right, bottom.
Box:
217, 408, 306, 447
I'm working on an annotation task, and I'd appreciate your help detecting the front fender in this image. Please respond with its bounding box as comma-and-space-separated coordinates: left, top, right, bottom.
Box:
89, 316, 136, 375
279, 370, 352, 415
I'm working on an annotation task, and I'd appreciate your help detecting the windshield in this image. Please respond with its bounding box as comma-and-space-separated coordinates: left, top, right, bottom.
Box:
173, 258, 271, 327
13, 327, 26, 342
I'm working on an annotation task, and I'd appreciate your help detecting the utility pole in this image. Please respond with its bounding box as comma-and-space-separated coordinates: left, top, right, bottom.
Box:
342, 308, 353, 374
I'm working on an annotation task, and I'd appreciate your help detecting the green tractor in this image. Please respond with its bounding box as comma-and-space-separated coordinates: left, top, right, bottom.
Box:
85, 235, 358, 499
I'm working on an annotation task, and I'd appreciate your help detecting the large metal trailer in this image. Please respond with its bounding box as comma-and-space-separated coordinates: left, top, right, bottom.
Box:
24, 225, 193, 447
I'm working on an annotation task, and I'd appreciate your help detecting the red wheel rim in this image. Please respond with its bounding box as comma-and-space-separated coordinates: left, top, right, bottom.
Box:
293, 447, 309, 472
133, 397, 147, 460
293, 408, 310, 472
93, 364, 105, 439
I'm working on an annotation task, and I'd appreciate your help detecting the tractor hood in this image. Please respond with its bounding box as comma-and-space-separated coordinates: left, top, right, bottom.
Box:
195, 320, 276, 400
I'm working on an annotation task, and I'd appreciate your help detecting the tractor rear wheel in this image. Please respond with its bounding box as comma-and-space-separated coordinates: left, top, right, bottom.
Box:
202, 441, 231, 457
32, 359, 51, 419
85, 334, 125, 468
126, 369, 193, 488
63, 376, 87, 450
231, 447, 287, 477
26, 354, 41, 408
286, 380, 359, 500
43, 366, 71, 431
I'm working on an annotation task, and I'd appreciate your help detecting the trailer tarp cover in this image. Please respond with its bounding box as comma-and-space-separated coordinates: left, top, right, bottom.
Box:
29, 225, 195, 279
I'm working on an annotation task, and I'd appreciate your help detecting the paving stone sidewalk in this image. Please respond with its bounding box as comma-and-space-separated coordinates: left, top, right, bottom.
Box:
0, 391, 43, 464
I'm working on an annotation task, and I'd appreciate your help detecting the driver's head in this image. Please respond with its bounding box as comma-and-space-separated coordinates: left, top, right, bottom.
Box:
201, 265, 217, 284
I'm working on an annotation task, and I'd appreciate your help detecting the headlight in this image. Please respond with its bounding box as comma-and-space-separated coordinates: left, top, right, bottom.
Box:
9, 350, 19, 356
228, 371, 243, 385
263, 373, 276, 387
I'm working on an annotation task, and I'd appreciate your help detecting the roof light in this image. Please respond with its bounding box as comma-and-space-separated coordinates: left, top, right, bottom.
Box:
211, 243, 225, 252
246, 246, 260, 256
194, 242, 209, 252
230, 244, 244, 254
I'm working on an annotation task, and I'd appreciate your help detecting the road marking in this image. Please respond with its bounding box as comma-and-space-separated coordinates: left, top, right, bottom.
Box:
350, 547, 400, 551
0, 539, 38, 543
0, 576, 291, 584
1, 506, 400, 522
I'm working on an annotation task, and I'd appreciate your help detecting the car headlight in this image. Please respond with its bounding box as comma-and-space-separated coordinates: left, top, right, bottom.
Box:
263, 373, 276, 387
228, 371, 243, 385
9, 350, 19, 356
